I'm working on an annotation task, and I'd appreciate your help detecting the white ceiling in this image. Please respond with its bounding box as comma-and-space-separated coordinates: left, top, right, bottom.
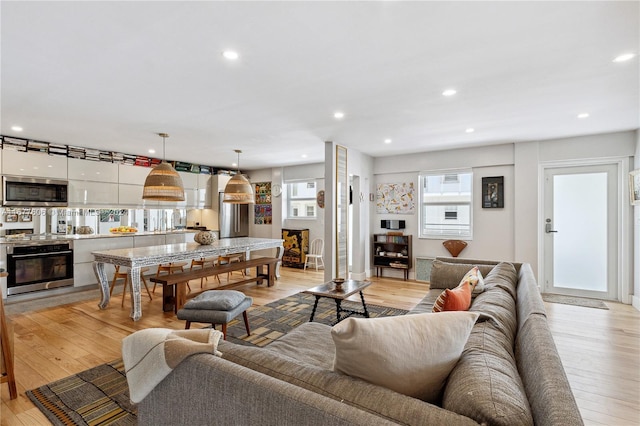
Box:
1, 1, 638, 171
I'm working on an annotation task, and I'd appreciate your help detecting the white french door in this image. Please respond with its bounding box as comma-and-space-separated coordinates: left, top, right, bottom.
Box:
543, 163, 618, 300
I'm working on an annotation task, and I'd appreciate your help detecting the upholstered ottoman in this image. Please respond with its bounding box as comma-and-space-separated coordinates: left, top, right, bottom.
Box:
177, 290, 252, 339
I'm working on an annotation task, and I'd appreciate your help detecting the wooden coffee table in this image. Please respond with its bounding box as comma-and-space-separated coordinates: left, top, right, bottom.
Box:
303, 280, 371, 324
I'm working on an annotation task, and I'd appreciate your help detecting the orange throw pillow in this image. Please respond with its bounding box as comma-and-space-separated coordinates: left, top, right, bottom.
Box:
432, 284, 472, 312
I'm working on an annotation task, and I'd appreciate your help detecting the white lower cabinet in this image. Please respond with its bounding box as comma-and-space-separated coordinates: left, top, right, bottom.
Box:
73, 236, 133, 287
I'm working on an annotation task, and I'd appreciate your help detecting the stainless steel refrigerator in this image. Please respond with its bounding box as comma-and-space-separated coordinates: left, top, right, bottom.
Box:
218, 192, 249, 238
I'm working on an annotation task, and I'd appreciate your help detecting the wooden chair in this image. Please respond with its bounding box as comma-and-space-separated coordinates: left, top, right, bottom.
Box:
110, 266, 153, 307
153, 262, 190, 293
304, 238, 325, 271
218, 254, 245, 280
190, 257, 221, 288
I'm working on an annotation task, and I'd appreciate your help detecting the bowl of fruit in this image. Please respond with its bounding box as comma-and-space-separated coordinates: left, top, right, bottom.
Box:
109, 226, 138, 234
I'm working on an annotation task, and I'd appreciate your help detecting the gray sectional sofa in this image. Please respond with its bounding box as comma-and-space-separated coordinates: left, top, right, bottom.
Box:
137, 257, 583, 425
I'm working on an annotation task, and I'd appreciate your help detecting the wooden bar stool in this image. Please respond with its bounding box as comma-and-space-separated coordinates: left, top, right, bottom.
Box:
110, 266, 153, 307
153, 262, 189, 293
190, 257, 220, 288
218, 254, 245, 280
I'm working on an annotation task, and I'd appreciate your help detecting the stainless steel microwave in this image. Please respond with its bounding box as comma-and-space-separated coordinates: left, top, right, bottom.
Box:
2, 176, 68, 207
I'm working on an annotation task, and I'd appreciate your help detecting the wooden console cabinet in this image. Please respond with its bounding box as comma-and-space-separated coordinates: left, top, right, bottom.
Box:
372, 234, 412, 280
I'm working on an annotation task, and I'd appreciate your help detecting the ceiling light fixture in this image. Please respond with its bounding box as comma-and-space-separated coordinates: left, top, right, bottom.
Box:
465, 128, 475, 133
11, 126, 23, 132
301, 154, 308, 158
148, 149, 156, 154
613, 53, 635, 62
142, 133, 185, 201
442, 89, 457, 97
222, 50, 239, 60
223, 150, 255, 204
334, 111, 345, 119
384, 139, 392, 144
577, 113, 590, 119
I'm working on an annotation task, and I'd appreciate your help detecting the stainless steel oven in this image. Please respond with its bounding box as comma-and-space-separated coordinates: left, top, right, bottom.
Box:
6, 241, 74, 295
2, 176, 68, 207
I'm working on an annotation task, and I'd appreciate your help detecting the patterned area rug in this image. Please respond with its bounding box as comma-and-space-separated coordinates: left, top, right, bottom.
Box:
26, 293, 406, 424
225, 291, 408, 347
542, 293, 609, 310
26, 359, 135, 426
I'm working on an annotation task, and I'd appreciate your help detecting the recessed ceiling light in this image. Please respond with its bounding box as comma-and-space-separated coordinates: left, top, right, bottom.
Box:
613, 53, 636, 63
465, 128, 475, 133
334, 111, 345, 119
11, 126, 23, 132
222, 50, 239, 60
577, 113, 590, 119
301, 154, 308, 158
148, 149, 156, 154
442, 89, 457, 97
232, 162, 238, 167
384, 139, 392, 144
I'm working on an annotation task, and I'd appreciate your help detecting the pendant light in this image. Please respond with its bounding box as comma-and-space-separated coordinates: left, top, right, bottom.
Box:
142, 133, 185, 201
223, 149, 254, 204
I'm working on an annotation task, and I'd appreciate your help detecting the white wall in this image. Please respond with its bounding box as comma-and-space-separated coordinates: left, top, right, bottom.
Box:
374, 130, 637, 304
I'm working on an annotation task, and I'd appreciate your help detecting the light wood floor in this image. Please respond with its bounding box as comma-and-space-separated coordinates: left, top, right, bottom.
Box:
1, 268, 639, 425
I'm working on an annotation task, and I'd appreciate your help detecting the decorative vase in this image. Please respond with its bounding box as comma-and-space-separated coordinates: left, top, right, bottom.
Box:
194, 230, 216, 245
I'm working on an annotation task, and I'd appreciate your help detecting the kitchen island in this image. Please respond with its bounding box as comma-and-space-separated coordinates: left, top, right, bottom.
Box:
92, 237, 284, 321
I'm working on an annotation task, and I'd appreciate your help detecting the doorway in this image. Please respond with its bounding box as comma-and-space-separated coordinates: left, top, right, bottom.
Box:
542, 163, 619, 300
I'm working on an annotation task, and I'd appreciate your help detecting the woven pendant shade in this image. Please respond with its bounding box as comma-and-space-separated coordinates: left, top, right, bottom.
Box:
223, 149, 254, 204
142, 133, 185, 201
223, 173, 255, 204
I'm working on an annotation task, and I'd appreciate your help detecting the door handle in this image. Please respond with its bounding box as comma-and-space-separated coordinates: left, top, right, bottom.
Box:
545, 223, 558, 233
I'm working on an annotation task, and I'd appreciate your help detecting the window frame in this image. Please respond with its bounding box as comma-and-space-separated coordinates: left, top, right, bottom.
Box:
418, 169, 473, 240
286, 180, 318, 219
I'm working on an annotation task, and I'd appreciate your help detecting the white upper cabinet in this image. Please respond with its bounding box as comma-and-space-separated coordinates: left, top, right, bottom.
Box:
68, 180, 119, 206
68, 158, 118, 182
179, 171, 198, 189
118, 164, 153, 185
119, 183, 158, 208
197, 174, 212, 208
2, 150, 67, 179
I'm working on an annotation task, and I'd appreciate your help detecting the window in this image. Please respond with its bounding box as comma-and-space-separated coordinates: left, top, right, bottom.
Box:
287, 181, 317, 218
419, 170, 472, 239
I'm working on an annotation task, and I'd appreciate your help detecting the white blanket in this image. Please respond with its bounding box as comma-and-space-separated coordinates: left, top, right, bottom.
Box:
122, 328, 223, 403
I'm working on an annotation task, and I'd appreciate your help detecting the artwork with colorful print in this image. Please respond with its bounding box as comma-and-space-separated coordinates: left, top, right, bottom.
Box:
376, 182, 415, 214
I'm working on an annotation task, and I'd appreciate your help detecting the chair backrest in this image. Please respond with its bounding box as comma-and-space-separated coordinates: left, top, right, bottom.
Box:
309, 238, 324, 256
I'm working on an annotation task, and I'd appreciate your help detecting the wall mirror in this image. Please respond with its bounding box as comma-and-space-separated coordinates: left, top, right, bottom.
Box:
335, 145, 348, 279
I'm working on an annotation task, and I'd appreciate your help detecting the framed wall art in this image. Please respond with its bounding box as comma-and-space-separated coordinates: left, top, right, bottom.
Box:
5, 214, 18, 223
482, 176, 504, 208
19, 213, 32, 222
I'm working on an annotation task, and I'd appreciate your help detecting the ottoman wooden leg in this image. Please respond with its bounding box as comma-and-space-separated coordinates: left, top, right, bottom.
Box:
243, 311, 251, 336
221, 323, 227, 340
185, 321, 191, 329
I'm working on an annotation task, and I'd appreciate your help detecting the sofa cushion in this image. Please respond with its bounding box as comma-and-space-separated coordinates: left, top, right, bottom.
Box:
432, 285, 472, 312
266, 322, 335, 369
430, 260, 494, 289
182, 290, 247, 311
331, 311, 479, 403
219, 338, 481, 425
469, 262, 518, 340
443, 320, 535, 426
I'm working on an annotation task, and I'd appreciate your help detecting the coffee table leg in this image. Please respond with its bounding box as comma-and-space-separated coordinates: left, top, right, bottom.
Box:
309, 296, 320, 322
359, 291, 370, 318
335, 299, 342, 323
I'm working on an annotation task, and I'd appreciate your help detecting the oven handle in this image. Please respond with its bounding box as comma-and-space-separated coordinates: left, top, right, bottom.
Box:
9, 250, 73, 259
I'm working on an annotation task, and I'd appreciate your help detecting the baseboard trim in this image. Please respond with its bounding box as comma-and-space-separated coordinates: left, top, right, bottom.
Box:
632, 295, 640, 312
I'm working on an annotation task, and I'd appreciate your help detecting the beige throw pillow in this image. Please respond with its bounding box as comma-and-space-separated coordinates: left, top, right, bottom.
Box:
331, 311, 479, 403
